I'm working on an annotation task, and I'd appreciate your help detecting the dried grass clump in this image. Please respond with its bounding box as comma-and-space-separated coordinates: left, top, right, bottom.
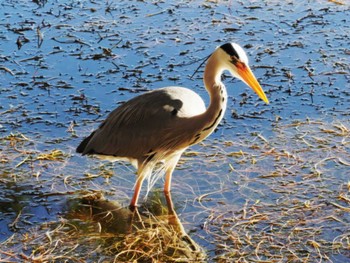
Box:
0, 133, 69, 172
1, 196, 205, 263
113, 217, 204, 262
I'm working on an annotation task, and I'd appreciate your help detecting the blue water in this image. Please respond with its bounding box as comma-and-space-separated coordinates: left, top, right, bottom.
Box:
0, 0, 349, 260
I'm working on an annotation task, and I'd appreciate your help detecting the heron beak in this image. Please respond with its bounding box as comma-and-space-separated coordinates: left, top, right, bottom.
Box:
235, 62, 269, 104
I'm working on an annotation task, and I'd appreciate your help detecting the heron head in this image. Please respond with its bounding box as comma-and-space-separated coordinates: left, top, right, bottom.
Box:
218, 43, 269, 104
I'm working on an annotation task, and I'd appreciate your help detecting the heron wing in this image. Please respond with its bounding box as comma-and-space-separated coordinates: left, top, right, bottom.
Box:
77, 87, 206, 161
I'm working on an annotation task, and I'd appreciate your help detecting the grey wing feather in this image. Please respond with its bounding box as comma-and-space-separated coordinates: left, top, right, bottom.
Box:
76, 87, 205, 161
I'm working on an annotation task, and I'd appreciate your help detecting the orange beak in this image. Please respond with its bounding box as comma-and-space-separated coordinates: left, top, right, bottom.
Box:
236, 62, 269, 104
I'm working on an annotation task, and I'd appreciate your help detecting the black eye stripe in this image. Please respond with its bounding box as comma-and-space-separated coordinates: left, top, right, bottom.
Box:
220, 43, 239, 59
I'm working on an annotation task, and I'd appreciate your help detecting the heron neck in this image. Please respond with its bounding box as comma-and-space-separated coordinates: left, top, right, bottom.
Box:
198, 56, 228, 137
203, 55, 224, 90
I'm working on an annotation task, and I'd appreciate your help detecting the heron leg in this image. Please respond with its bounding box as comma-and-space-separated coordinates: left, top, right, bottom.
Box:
164, 169, 173, 194
130, 163, 152, 208
164, 190, 175, 214
164, 153, 182, 194
130, 177, 143, 208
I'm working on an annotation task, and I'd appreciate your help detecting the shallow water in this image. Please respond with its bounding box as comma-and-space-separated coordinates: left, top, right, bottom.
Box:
1, 0, 349, 261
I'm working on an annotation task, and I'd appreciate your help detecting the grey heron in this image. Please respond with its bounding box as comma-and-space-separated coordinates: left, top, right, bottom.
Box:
76, 43, 269, 207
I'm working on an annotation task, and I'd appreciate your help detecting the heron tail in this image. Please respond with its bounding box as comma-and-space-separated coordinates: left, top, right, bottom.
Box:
76, 132, 95, 154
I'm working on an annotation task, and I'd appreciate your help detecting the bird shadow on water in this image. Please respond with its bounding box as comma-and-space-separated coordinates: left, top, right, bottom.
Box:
2, 191, 206, 262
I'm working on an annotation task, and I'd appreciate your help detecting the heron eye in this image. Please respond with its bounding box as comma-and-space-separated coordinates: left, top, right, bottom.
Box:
230, 55, 239, 64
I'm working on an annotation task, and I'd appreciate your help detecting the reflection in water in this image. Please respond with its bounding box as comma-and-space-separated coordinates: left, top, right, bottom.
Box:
67, 191, 205, 262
